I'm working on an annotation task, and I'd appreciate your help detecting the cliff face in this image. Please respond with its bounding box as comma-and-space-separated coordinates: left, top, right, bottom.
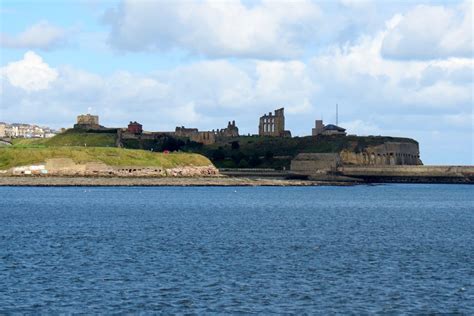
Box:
340, 142, 422, 166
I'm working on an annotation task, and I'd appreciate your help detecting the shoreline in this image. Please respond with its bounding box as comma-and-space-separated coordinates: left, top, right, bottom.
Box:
0, 176, 353, 187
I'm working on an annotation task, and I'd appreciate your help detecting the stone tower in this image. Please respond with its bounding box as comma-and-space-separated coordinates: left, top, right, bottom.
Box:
259, 108, 289, 137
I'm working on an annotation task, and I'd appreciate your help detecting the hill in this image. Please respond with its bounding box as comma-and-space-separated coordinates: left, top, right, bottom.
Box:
11, 129, 117, 148
0, 147, 211, 170
9, 129, 419, 170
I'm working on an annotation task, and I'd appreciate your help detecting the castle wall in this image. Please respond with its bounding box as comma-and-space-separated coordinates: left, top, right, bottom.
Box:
340, 142, 421, 166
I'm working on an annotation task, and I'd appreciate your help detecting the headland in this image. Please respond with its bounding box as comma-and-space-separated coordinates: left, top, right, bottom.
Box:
1, 108, 472, 185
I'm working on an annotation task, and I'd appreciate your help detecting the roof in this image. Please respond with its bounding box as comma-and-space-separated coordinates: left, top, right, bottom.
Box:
324, 124, 346, 132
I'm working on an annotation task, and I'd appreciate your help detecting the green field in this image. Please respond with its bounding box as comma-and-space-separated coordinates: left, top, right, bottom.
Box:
11, 130, 116, 148
0, 147, 212, 170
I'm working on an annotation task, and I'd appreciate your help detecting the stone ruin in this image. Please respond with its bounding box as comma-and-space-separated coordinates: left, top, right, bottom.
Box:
74, 114, 100, 129
173, 121, 240, 145
258, 108, 291, 137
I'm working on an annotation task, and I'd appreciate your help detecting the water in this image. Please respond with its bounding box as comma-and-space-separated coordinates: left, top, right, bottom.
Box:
0, 184, 473, 313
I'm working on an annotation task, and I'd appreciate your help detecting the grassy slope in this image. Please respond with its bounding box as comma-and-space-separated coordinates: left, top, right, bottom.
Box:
0, 147, 212, 170
12, 130, 116, 148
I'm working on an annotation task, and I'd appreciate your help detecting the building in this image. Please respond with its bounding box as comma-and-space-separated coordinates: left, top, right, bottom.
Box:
312, 120, 346, 136
127, 121, 143, 134
175, 126, 199, 137
0, 123, 5, 138
258, 108, 291, 137
174, 126, 214, 145
172, 120, 240, 145
0, 122, 57, 138
74, 114, 100, 129
216, 121, 239, 137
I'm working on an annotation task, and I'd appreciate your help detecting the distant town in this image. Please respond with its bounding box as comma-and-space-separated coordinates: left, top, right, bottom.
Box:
0, 122, 59, 139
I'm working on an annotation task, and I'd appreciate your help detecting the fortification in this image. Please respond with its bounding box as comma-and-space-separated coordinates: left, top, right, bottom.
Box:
259, 108, 291, 137
216, 121, 239, 138
74, 114, 100, 129
174, 126, 215, 145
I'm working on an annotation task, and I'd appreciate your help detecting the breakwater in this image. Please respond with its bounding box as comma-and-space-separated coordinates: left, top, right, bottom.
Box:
338, 165, 474, 184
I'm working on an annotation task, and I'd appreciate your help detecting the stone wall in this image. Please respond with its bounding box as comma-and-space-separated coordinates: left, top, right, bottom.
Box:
290, 153, 341, 175
340, 142, 421, 166
338, 165, 474, 183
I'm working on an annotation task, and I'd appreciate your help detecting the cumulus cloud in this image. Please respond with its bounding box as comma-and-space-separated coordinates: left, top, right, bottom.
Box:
0, 21, 69, 50
255, 60, 316, 113
381, 1, 473, 60
339, 0, 373, 9
103, 0, 321, 58
1, 51, 58, 92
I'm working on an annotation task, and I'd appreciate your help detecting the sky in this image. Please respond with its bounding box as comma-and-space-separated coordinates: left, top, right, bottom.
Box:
0, 0, 472, 165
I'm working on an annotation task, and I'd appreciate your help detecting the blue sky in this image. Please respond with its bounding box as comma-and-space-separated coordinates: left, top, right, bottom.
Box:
0, 0, 472, 164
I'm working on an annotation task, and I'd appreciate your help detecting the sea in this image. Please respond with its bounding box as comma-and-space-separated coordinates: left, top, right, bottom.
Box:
0, 184, 473, 314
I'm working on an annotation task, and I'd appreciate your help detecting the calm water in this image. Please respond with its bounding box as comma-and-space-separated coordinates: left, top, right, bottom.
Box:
0, 185, 473, 313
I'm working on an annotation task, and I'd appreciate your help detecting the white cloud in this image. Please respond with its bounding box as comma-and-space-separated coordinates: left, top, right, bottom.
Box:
340, 119, 382, 136
381, 1, 473, 60
103, 0, 321, 58
339, 0, 373, 9
166, 60, 254, 109
0, 51, 58, 92
310, 12, 473, 110
255, 60, 316, 113
0, 21, 68, 50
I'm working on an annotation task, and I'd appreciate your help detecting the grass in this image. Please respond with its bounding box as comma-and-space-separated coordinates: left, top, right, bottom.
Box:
12, 130, 116, 148
0, 147, 212, 170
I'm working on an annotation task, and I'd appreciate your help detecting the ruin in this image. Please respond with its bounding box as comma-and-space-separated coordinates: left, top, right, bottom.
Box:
216, 121, 239, 138
74, 114, 100, 129
172, 121, 239, 145
258, 108, 291, 137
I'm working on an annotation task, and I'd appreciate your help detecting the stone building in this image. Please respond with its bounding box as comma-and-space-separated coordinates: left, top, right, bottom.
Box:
258, 108, 291, 137
174, 126, 216, 145
0, 122, 56, 138
216, 121, 239, 137
173, 120, 239, 145
127, 121, 143, 134
175, 126, 199, 137
0, 123, 5, 138
312, 120, 346, 136
74, 114, 100, 129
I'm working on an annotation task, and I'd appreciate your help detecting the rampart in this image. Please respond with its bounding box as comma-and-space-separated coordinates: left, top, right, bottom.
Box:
340, 142, 421, 165
338, 165, 474, 183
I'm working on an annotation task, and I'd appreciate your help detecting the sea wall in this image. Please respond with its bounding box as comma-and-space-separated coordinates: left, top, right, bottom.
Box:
339, 165, 474, 183
6, 158, 219, 177
290, 153, 341, 175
